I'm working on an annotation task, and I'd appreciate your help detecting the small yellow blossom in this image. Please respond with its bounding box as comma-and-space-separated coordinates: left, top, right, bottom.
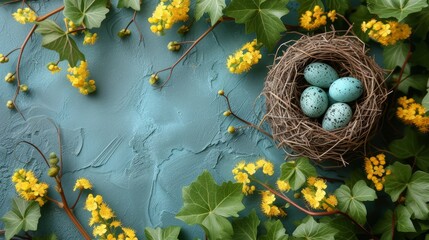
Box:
148, 0, 190, 35
99, 203, 114, 220
74, 178, 92, 191
83, 32, 98, 45
85, 194, 99, 211
262, 161, 274, 176
300, 5, 336, 30
396, 96, 429, 133
276, 180, 291, 192
364, 153, 390, 191
47, 62, 61, 74
93, 224, 107, 237
260, 191, 286, 217
67, 61, 96, 95
11, 169, 48, 206
301, 177, 336, 210
244, 163, 257, 175
226, 39, 262, 74
12, 8, 37, 24
321, 195, 338, 211
361, 19, 411, 46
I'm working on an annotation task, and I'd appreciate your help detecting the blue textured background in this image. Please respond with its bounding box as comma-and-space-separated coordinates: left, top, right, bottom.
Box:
0, 1, 378, 239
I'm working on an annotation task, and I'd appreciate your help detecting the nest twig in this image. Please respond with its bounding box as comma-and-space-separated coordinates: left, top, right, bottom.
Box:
263, 30, 388, 164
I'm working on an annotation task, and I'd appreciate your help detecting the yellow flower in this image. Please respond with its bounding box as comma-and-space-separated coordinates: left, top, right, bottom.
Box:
83, 32, 98, 45
260, 191, 286, 217
299, 5, 335, 30
47, 63, 61, 74
396, 97, 429, 133
11, 169, 48, 206
85, 194, 98, 211
12, 8, 37, 24
74, 178, 93, 191
226, 39, 262, 74
361, 19, 411, 46
262, 161, 274, 176
148, 0, 190, 35
67, 61, 96, 95
364, 153, 389, 191
322, 195, 338, 211
122, 227, 137, 240
111, 221, 122, 228
234, 172, 250, 184
244, 163, 257, 175
276, 179, 291, 192
93, 224, 107, 237
89, 210, 100, 226
99, 203, 115, 220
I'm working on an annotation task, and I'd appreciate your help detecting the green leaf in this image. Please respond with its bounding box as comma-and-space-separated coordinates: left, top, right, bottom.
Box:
367, 0, 428, 21
231, 210, 260, 240
410, 42, 429, 69
374, 210, 394, 240
35, 20, 85, 67
397, 74, 429, 94
325, 0, 349, 15
385, 162, 429, 220
395, 205, 416, 233
64, 0, 109, 29
383, 41, 409, 70
348, 6, 373, 42
405, 7, 429, 40
117, 0, 141, 11
296, 0, 324, 15
224, 0, 289, 51
176, 171, 245, 240
334, 180, 376, 225
1, 198, 41, 240
389, 128, 429, 171
259, 220, 288, 240
423, 91, 429, 112
280, 157, 317, 190
320, 216, 357, 240
292, 217, 337, 240
144, 226, 181, 240
195, 0, 226, 25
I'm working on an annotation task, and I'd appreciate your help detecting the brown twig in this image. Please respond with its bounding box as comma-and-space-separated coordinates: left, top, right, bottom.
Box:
154, 20, 222, 88
45, 195, 64, 208
0, 0, 21, 6
70, 189, 83, 210
221, 93, 273, 139
124, 10, 144, 43
392, 43, 412, 91
16, 141, 50, 167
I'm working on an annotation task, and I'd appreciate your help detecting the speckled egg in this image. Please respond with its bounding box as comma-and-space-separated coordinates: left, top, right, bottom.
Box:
329, 77, 363, 102
304, 62, 339, 88
300, 86, 329, 118
322, 103, 353, 131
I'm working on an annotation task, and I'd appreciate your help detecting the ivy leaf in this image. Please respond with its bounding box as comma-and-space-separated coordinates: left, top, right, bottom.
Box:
334, 180, 377, 225
320, 216, 357, 240
280, 157, 317, 190
117, 0, 141, 11
325, 0, 349, 15
1, 198, 41, 240
395, 205, 416, 233
259, 220, 288, 240
396, 73, 429, 94
144, 226, 181, 240
176, 171, 245, 240
383, 41, 409, 70
422, 91, 429, 112
389, 127, 429, 172
348, 6, 372, 42
64, 0, 109, 29
296, 0, 324, 15
195, 0, 226, 25
224, 0, 289, 51
374, 210, 394, 240
384, 162, 429, 220
231, 210, 260, 240
292, 217, 337, 240
35, 20, 85, 67
405, 7, 429, 40
367, 0, 428, 21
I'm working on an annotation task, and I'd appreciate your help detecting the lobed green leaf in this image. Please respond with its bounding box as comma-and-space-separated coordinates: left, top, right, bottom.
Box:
117, 0, 141, 11
195, 0, 226, 25
231, 210, 260, 240
64, 0, 109, 29
367, 0, 428, 21
259, 220, 288, 240
280, 157, 317, 190
292, 217, 337, 240
1, 198, 41, 240
144, 226, 181, 240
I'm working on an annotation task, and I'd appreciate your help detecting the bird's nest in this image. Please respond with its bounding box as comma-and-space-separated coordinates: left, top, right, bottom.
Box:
263, 30, 388, 164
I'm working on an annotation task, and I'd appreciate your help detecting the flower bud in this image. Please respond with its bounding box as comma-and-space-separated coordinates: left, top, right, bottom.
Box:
177, 25, 190, 35
149, 74, 159, 85
0, 55, 9, 63
227, 126, 236, 134
118, 29, 131, 38
49, 157, 59, 166
4, 73, 16, 83
19, 84, 28, 92
47, 166, 60, 177
218, 90, 224, 96
167, 41, 181, 51
223, 110, 231, 116
6, 100, 14, 109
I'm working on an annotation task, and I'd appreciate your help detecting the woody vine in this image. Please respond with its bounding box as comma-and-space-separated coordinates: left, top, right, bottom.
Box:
1, 0, 429, 239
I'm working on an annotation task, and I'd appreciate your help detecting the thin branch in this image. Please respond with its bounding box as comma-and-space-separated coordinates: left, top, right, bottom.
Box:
0, 230, 5, 235
221, 94, 274, 139
0, 0, 21, 7
45, 196, 64, 208
155, 20, 222, 88
124, 10, 143, 44
16, 141, 50, 167
5, 47, 21, 57
70, 189, 83, 210
67, 27, 87, 35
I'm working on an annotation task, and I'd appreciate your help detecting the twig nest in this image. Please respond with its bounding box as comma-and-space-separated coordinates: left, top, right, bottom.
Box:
263, 31, 388, 164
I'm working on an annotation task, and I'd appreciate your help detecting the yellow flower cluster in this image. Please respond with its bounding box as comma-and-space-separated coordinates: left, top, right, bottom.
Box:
364, 154, 391, 191
83, 32, 98, 45
226, 39, 262, 74
276, 179, 291, 192
361, 19, 411, 46
47, 62, 61, 74
12, 8, 37, 24
301, 177, 337, 211
64, 18, 79, 35
299, 6, 336, 31
260, 191, 286, 217
148, 0, 190, 35
12, 169, 49, 206
397, 96, 429, 133
232, 159, 274, 195
73, 178, 92, 191
85, 194, 138, 240
67, 61, 96, 95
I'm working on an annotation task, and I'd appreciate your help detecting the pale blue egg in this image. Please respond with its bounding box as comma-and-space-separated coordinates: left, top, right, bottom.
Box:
329, 77, 363, 102
304, 62, 339, 88
300, 86, 328, 118
322, 103, 353, 131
